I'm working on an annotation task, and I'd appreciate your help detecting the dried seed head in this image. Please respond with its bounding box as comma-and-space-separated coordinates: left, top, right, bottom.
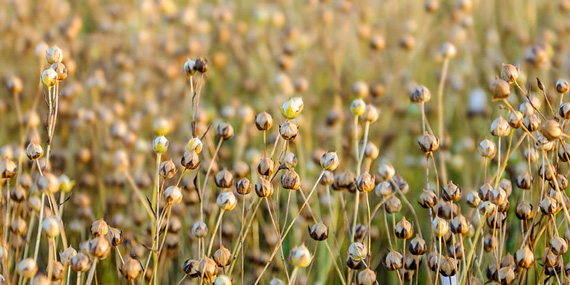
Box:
356, 172, 375, 192
197, 257, 218, 278
282, 152, 297, 169
289, 244, 312, 267
377, 163, 395, 181
41, 68, 58, 87
409, 235, 427, 255
346, 256, 366, 270
556, 79, 569, 94
516, 172, 533, 190
257, 157, 275, 176
490, 116, 510, 137
353, 81, 369, 97
501, 64, 520, 83
489, 187, 507, 206
385, 196, 402, 214
382, 250, 403, 271
70, 253, 91, 272
216, 123, 234, 140
279, 121, 298, 140
489, 79, 510, 100
89, 237, 111, 259
192, 221, 208, 238
45, 46, 63, 64
11, 185, 27, 203
320, 152, 339, 171
395, 217, 413, 239
6, 76, 23, 95
50, 62, 68, 81
357, 268, 377, 285
216, 191, 237, 211
214, 275, 232, 285
523, 114, 541, 132
308, 221, 328, 241
560, 103, 570, 119
409, 85, 431, 103
10, 216, 27, 235
159, 160, 177, 179
181, 150, 200, 170
214, 245, 232, 267
182, 259, 199, 277
184, 59, 197, 76
432, 217, 448, 237
525, 147, 539, 163
348, 242, 368, 262
375, 181, 393, 198
255, 112, 274, 131
364, 142, 379, 159
507, 111, 523, 128
215, 169, 234, 188
515, 245, 534, 269
439, 256, 457, 277
50, 261, 65, 281
42, 216, 61, 238
236, 177, 252, 195
417, 134, 439, 154
541, 120, 562, 141
90, 219, 108, 237
281, 97, 304, 119
281, 169, 301, 190
418, 189, 438, 208
186, 137, 203, 153
466, 191, 480, 208
165, 186, 183, 204
478, 139, 496, 158
484, 234, 497, 252
450, 215, 469, 235
17, 258, 38, 278
540, 196, 559, 215
350, 99, 366, 116
516, 202, 534, 220
194, 58, 209, 73
551, 237, 568, 255
440, 42, 456, 58
362, 104, 379, 122
255, 178, 274, 198
26, 142, 43, 160
109, 228, 124, 246
153, 136, 169, 154
441, 181, 461, 202
120, 258, 142, 280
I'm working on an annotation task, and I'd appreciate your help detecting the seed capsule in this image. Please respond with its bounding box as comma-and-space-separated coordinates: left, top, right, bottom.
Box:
308, 221, 328, 241
120, 258, 142, 280
159, 160, 177, 179
515, 245, 534, 269
377, 163, 395, 181
165, 186, 183, 204
216, 123, 234, 140
45, 46, 63, 64
450, 215, 469, 235
357, 268, 377, 285
432, 217, 448, 237
541, 120, 562, 141
214, 245, 232, 267
216, 191, 237, 211
540, 196, 559, 215
50, 62, 68, 81
70, 253, 91, 272
490, 116, 510, 137
395, 217, 413, 239
556, 79, 569, 94
197, 256, 218, 278
257, 157, 275, 177
516, 202, 534, 220
192, 221, 208, 238
409, 85, 431, 103
489, 79, 510, 100
279, 121, 298, 140
356, 172, 375, 192
348, 242, 367, 262
153, 136, 169, 154
441, 181, 461, 202
186, 137, 203, 153
362, 104, 379, 122
551, 237, 568, 255
501, 64, 520, 83
90, 219, 108, 237
194, 58, 208, 73
478, 139, 496, 158
281, 97, 304, 119
255, 112, 273, 131
409, 235, 427, 255
236, 178, 252, 195
215, 169, 234, 188
42, 216, 61, 238
281, 169, 301, 190
350, 99, 366, 116
289, 244, 312, 267
417, 134, 439, 154
382, 250, 403, 271
89, 237, 111, 259
320, 152, 339, 171
255, 178, 273, 198
181, 150, 200, 170
418, 190, 438, 208
17, 258, 38, 278
26, 142, 43, 160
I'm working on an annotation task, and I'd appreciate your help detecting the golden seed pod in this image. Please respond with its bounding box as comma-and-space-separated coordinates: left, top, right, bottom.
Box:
432, 217, 448, 237
194, 58, 209, 73
417, 134, 439, 154
418, 189, 438, 208
382, 250, 403, 271
10, 216, 27, 235
120, 258, 142, 280
346, 256, 366, 270
395, 217, 413, 239
483, 234, 497, 252
438, 256, 457, 277
28, 196, 42, 212
187, 137, 203, 154
279, 121, 298, 140
254, 177, 274, 198
364, 142, 379, 159
45, 45, 63, 64
6, 75, 23, 95
523, 113, 541, 132
356, 172, 375, 192
515, 202, 534, 220
213, 245, 232, 267
197, 256, 218, 279
236, 177, 252, 195
384, 196, 402, 214
50, 261, 65, 281
515, 245, 534, 269
182, 259, 199, 278
490, 115, 510, 137
90, 219, 109, 237
350, 99, 366, 116
31, 274, 49, 285
348, 242, 367, 262
17, 258, 38, 279
215, 169, 234, 188
308, 221, 328, 241
289, 244, 312, 268
26, 142, 43, 160
541, 248, 559, 267
255, 112, 274, 131
216, 191, 237, 211
37, 172, 60, 194
409, 235, 427, 255
466, 191, 480, 208
181, 150, 200, 170
440, 42, 456, 58
257, 157, 275, 176
540, 196, 559, 215
501, 64, 520, 83
214, 275, 232, 285
478, 138, 496, 158
153, 136, 169, 154
1, 159, 17, 179
559, 103, 570, 119
216, 123, 234, 140
450, 215, 469, 235
281, 152, 297, 169
108, 227, 124, 246
89, 237, 111, 259
320, 152, 339, 171
42, 216, 61, 238
165, 186, 183, 204
489, 78, 510, 101
281, 97, 304, 120
50, 62, 68, 81
377, 163, 395, 181
41, 68, 58, 87
441, 181, 461, 202
70, 252, 91, 272
541, 120, 562, 141
184, 59, 197, 76
515, 172, 533, 190
507, 111, 523, 128
551, 237, 568, 255
556, 79, 569, 94
159, 160, 177, 179
489, 187, 507, 206
353, 81, 369, 97
362, 104, 379, 122
192, 221, 208, 238
357, 268, 377, 285
409, 85, 431, 103
281, 169, 301, 190
320, 171, 334, 186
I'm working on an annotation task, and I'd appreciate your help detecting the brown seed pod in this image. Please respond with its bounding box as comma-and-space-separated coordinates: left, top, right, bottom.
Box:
279, 121, 298, 140
236, 177, 252, 195
254, 177, 273, 198
404, 253, 422, 270
357, 268, 377, 285
418, 190, 438, 209
395, 217, 413, 239
382, 250, 403, 271
214, 169, 234, 188
159, 160, 177, 179
308, 221, 328, 241
181, 150, 200, 170
216, 123, 234, 140
450, 215, 469, 235
255, 112, 273, 131
466, 191, 480, 208
515, 245, 534, 269
409, 235, 427, 255
257, 157, 275, 177
489, 79, 510, 100
417, 134, 439, 154
384, 196, 402, 214
516, 202, 534, 220
70, 253, 91, 272
120, 258, 142, 280
182, 259, 200, 278
214, 245, 232, 267
356, 172, 375, 192
193, 58, 208, 73
281, 169, 301, 190
441, 181, 461, 202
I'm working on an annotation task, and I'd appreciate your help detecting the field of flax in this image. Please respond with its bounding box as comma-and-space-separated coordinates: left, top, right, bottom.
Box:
2, 0, 570, 284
